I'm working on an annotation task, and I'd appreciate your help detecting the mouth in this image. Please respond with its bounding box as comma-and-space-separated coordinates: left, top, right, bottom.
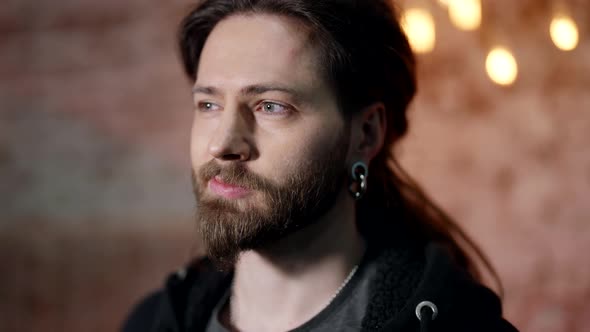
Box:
208, 175, 252, 199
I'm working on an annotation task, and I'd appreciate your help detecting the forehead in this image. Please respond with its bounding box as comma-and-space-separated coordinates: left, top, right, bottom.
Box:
196, 13, 322, 89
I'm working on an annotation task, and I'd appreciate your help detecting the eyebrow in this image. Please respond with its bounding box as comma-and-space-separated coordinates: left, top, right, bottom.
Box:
192, 83, 305, 101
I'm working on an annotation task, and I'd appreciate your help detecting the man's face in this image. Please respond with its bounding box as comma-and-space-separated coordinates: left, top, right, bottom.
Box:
190, 14, 350, 267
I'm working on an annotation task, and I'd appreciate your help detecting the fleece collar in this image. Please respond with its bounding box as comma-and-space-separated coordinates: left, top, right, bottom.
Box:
151, 240, 515, 332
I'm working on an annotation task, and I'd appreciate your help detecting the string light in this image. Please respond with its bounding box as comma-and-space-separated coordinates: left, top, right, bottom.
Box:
550, 14, 579, 51
448, 0, 482, 31
401, 8, 436, 53
486, 47, 518, 86
426, 1, 581, 88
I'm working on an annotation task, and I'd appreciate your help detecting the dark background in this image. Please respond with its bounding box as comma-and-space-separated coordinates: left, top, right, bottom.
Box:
1, 0, 589, 331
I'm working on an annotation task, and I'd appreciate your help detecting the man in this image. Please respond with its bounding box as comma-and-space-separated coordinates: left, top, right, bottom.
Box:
123, 1, 518, 331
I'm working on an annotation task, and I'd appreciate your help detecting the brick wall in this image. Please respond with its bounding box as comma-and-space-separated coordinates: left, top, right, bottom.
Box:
1, 1, 589, 331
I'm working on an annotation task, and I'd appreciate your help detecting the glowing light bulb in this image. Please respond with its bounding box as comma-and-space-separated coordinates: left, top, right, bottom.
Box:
486, 47, 518, 86
550, 15, 579, 51
448, 0, 482, 31
401, 8, 436, 53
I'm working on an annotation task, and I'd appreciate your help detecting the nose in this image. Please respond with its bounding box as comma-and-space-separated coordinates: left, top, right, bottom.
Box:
208, 106, 254, 162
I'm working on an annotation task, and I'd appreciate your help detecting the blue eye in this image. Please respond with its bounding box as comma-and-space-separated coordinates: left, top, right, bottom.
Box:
198, 102, 221, 112
260, 102, 289, 114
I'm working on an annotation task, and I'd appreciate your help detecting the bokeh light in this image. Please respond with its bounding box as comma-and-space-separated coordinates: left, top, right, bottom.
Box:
486, 47, 518, 86
401, 8, 436, 53
550, 15, 579, 51
448, 0, 482, 31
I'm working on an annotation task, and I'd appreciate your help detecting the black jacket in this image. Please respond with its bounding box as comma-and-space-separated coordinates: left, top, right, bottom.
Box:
122, 240, 518, 332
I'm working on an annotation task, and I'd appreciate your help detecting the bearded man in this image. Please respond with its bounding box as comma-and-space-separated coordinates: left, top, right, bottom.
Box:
123, 1, 518, 331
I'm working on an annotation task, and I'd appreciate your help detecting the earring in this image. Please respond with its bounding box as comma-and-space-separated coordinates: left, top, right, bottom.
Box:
348, 161, 368, 200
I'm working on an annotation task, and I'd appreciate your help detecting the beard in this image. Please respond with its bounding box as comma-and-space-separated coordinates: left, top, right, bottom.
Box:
192, 135, 350, 270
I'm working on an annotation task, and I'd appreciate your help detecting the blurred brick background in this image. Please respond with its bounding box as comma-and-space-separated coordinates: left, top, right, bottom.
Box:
1, 0, 589, 331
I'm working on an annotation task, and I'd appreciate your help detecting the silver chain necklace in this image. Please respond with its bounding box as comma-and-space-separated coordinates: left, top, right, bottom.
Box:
320, 264, 359, 310
229, 264, 359, 329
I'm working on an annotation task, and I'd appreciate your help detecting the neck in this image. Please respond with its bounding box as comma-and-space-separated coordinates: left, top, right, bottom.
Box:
227, 189, 365, 332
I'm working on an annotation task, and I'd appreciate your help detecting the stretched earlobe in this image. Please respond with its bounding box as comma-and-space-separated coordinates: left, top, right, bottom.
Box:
348, 161, 368, 200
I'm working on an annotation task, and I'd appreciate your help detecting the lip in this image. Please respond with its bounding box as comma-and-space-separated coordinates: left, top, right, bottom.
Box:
208, 176, 252, 199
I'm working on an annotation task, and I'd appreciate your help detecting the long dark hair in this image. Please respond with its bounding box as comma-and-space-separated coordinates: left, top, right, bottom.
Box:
178, 0, 500, 289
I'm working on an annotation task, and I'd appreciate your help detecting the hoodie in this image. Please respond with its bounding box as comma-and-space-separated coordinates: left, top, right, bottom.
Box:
122, 237, 518, 332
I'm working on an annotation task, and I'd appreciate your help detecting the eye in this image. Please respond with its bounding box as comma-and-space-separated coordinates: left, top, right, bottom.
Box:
197, 102, 221, 112
258, 101, 291, 115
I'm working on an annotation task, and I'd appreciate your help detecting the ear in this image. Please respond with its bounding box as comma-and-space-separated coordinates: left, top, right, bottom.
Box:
352, 102, 387, 162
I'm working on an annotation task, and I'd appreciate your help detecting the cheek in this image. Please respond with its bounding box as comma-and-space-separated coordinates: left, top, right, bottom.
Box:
257, 116, 345, 177
299, 115, 346, 154
190, 118, 214, 169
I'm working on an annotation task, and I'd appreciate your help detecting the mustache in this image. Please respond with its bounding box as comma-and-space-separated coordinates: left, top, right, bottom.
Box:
198, 160, 275, 191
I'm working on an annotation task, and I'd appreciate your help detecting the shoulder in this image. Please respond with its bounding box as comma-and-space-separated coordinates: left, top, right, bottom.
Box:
120, 258, 232, 332
369, 242, 519, 332
121, 290, 163, 332
412, 243, 519, 331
